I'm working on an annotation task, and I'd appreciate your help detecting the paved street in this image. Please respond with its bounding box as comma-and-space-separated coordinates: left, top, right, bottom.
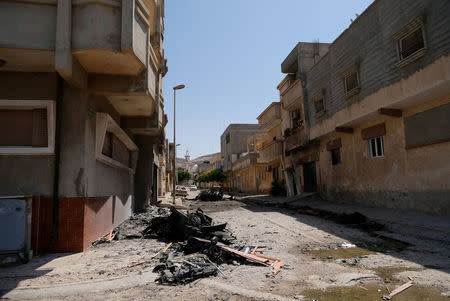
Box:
1, 192, 449, 300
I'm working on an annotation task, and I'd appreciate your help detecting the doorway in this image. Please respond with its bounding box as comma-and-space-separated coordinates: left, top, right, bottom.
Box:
303, 161, 317, 192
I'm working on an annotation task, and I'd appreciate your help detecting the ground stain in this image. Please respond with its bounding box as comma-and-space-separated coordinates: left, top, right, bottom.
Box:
300, 284, 448, 301
373, 267, 422, 283
307, 246, 375, 259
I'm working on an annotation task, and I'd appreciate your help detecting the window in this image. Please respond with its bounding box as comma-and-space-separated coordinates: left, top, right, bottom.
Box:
368, 136, 384, 158
314, 97, 325, 114
344, 72, 359, 94
96, 113, 138, 172
291, 109, 301, 128
226, 133, 230, 144
102, 132, 131, 168
393, 16, 427, 67
0, 100, 55, 155
330, 148, 341, 165
398, 28, 424, 60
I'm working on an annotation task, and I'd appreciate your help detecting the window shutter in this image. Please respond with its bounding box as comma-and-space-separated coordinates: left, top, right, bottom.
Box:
361, 123, 386, 140
32, 109, 48, 147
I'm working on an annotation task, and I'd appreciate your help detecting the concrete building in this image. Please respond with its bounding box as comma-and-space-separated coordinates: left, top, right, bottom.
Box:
277, 42, 330, 196
220, 124, 260, 191
279, 0, 450, 214
256, 102, 284, 186
0, 0, 168, 254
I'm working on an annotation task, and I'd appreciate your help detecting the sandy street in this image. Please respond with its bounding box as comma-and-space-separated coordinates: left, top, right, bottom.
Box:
1, 192, 449, 301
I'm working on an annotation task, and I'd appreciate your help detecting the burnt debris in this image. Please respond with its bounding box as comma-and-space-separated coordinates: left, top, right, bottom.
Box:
107, 206, 282, 285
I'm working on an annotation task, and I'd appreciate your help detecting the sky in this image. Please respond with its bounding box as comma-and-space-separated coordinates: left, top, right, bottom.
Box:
162, 0, 373, 160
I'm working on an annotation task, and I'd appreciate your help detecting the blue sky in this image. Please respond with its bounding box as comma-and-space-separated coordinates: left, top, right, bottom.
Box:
162, 0, 373, 160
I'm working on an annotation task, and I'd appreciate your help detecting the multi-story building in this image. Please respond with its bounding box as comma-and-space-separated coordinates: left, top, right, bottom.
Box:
256, 102, 284, 186
277, 42, 330, 196
279, 0, 450, 214
0, 0, 168, 253
220, 124, 260, 191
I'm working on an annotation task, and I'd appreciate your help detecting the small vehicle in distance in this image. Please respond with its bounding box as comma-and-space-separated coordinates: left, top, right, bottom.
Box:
190, 184, 197, 191
175, 185, 188, 197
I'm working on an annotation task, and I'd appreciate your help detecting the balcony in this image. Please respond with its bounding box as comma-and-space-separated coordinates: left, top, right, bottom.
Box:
258, 140, 282, 163
0, 0, 162, 116
285, 129, 306, 153
231, 153, 258, 171
257, 102, 281, 131
280, 80, 303, 111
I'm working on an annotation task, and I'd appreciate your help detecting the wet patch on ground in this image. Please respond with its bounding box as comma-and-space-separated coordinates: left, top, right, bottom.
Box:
373, 267, 422, 284
307, 246, 375, 260
300, 283, 448, 301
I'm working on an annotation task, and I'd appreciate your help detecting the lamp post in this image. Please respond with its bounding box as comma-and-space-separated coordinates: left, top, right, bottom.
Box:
173, 84, 185, 204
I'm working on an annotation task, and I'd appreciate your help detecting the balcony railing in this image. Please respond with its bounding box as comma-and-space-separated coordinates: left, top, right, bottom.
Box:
258, 103, 281, 131
231, 152, 258, 171
280, 80, 302, 111
285, 129, 306, 153
258, 140, 282, 163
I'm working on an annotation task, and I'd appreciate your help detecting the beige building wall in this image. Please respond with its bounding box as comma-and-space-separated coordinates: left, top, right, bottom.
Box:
318, 94, 450, 214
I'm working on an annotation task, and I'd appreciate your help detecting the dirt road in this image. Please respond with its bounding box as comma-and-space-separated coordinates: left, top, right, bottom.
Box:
1, 193, 449, 300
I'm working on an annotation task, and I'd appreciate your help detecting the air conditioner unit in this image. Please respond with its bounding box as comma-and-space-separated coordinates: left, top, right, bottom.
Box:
266, 165, 272, 172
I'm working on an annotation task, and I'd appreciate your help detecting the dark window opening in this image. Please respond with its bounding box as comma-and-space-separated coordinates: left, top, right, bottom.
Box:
314, 97, 325, 113
399, 28, 424, 60
226, 133, 230, 144
330, 148, 341, 165
0, 109, 48, 147
344, 72, 359, 93
102, 131, 131, 167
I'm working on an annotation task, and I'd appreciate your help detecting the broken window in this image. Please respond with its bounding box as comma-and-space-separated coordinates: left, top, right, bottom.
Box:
314, 97, 325, 114
226, 133, 230, 144
368, 136, 384, 158
398, 28, 424, 60
330, 148, 341, 165
344, 72, 359, 94
291, 109, 301, 128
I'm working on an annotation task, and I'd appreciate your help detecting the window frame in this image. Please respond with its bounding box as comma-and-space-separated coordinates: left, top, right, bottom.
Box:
397, 27, 425, 61
0, 100, 55, 155
368, 136, 384, 159
393, 15, 427, 68
344, 71, 360, 94
96, 113, 138, 173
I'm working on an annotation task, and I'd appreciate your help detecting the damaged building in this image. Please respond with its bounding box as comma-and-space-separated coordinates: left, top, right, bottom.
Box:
0, 0, 169, 254
277, 0, 450, 214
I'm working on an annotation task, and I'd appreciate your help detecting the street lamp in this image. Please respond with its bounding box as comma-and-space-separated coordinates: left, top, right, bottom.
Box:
173, 84, 185, 204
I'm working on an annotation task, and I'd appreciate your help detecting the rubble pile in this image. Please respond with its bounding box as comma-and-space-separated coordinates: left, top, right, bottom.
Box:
104, 206, 282, 285
143, 207, 235, 243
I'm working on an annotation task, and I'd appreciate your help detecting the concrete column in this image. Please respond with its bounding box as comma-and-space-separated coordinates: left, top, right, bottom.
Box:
134, 135, 159, 212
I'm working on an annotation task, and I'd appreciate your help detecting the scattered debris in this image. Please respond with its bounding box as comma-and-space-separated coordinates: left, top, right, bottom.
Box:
92, 230, 117, 246
143, 207, 235, 243
196, 188, 224, 202
112, 206, 284, 285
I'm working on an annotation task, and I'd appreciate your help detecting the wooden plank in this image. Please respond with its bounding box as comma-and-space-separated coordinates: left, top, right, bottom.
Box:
251, 253, 279, 262
378, 108, 402, 117
162, 242, 173, 253
219, 245, 270, 265
272, 260, 283, 275
389, 281, 413, 297
250, 245, 258, 255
